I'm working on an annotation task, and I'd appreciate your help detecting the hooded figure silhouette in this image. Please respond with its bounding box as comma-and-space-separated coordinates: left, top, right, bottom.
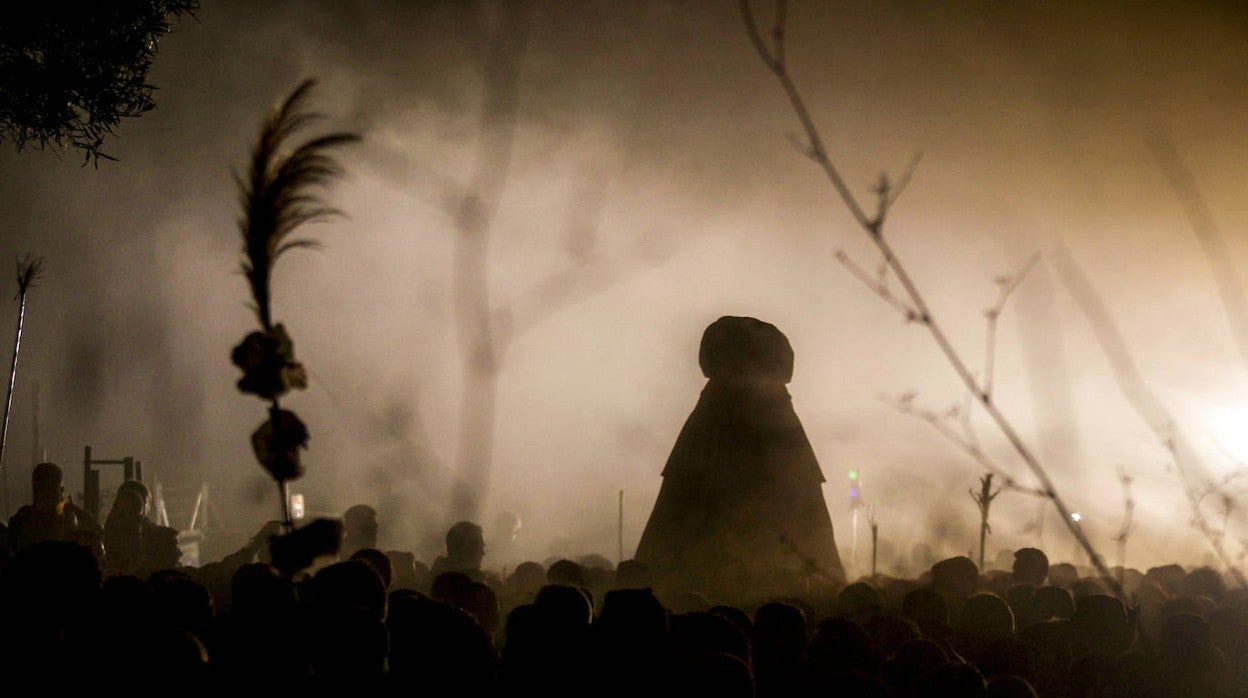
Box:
636, 316, 845, 601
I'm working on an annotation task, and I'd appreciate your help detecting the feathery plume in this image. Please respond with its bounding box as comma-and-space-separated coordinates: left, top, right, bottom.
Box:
237, 79, 359, 330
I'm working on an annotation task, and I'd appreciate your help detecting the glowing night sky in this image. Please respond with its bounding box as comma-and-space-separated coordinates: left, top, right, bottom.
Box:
3, 1, 1248, 574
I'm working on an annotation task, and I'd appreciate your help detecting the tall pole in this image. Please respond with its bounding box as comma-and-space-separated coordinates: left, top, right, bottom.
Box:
618, 489, 624, 565
0, 257, 43, 518
870, 518, 878, 577
850, 508, 859, 574
30, 380, 41, 465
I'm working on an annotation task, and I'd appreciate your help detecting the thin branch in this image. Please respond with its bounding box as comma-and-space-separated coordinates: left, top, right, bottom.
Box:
971, 473, 1004, 571
835, 249, 920, 321
983, 253, 1041, 400
742, 0, 1123, 597
771, 0, 787, 68
876, 151, 925, 223
1115, 469, 1135, 588
886, 393, 1048, 498
740, 0, 871, 229
1115, 470, 1136, 545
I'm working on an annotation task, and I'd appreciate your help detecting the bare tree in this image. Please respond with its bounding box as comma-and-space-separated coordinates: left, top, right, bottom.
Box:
740, 0, 1122, 596
377, 2, 666, 523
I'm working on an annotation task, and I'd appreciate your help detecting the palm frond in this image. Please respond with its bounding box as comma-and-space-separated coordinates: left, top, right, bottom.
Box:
14, 255, 44, 298
238, 79, 360, 328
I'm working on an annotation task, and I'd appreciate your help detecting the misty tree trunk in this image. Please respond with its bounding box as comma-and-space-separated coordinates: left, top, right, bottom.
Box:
451, 218, 502, 522
445, 1, 532, 523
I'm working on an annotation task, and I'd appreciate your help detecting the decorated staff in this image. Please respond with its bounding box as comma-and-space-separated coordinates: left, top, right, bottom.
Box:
231, 79, 358, 529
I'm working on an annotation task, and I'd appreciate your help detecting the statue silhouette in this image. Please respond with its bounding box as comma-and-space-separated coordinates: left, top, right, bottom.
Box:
635, 316, 845, 601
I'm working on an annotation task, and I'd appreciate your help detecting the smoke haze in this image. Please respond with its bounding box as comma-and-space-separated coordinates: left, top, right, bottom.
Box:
3, 0, 1248, 573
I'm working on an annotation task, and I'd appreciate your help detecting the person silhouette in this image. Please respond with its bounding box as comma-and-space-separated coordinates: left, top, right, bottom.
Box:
7, 462, 100, 553
635, 316, 845, 602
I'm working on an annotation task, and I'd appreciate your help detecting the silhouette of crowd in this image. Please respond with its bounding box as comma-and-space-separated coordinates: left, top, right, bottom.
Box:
0, 465, 1243, 698
0, 316, 1244, 696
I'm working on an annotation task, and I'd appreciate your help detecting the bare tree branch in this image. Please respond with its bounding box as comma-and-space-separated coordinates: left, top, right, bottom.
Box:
886, 392, 1048, 498
741, 0, 1123, 596
984, 253, 1041, 400
835, 249, 920, 321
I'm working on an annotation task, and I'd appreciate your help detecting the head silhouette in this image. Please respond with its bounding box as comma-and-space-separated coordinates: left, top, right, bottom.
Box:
698, 315, 794, 386
446, 520, 485, 568
342, 504, 378, 557
31, 462, 64, 510
117, 479, 152, 516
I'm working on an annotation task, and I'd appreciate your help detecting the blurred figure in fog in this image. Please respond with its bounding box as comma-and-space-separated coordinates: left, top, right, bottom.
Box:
8, 462, 100, 553
432, 520, 486, 582
104, 487, 150, 576
341, 504, 378, 559
1012, 548, 1049, 587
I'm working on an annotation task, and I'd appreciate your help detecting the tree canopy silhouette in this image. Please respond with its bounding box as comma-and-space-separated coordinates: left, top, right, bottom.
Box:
0, 1, 198, 164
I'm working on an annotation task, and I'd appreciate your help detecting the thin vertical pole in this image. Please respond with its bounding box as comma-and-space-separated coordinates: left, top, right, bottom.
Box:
871, 519, 879, 577
851, 508, 860, 574
280, 479, 293, 532
618, 489, 624, 565
0, 291, 28, 517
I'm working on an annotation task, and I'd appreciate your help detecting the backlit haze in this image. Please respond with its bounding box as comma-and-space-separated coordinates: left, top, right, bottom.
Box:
3, 1, 1248, 576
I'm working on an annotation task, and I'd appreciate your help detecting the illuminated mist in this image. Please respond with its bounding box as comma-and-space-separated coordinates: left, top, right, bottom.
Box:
3, 1, 1248, 575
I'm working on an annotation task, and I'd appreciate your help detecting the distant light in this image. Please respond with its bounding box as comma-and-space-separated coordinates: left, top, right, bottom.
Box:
1204, 403, 1248, 464
849, 469, 859, 481
1070, 512, 1082, 523
291, 493, 305, 520
850, 486, 860, 498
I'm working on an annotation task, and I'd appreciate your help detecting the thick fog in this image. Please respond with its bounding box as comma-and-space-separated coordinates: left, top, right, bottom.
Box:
2, 1, 1248, 575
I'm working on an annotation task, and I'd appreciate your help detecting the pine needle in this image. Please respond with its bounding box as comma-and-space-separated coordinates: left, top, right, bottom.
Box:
237, 79, 359, 329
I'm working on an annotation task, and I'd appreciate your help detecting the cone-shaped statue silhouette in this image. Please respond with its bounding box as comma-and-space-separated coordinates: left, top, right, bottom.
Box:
636, 316, 846, 601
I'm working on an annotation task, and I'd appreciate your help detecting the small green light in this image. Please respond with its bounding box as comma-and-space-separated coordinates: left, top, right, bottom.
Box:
848, 469, 859, 480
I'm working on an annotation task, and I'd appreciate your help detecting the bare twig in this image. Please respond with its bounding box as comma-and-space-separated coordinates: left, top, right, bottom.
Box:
971, 474, 1003, 571
887, 393, 1048, 498
836, 250, 920, 321
984, 254, 1041, 400
1115, 469, 1135, 587
868, 507, 879, 577
740, 0, 1123, 597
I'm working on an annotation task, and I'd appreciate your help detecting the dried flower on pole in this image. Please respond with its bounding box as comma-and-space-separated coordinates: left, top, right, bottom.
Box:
233, 79, 357, 527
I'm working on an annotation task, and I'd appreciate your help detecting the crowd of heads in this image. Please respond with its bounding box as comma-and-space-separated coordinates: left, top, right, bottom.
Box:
0, 465, 1244, 697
